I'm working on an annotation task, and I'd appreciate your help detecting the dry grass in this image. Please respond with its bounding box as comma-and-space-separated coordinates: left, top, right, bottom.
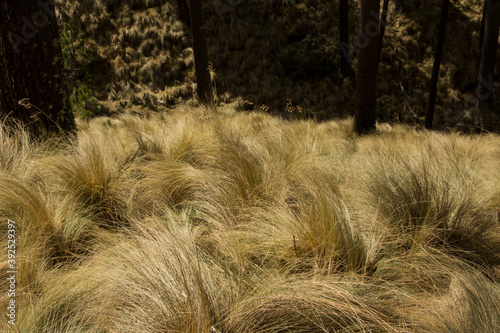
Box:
1, 106, 499, 331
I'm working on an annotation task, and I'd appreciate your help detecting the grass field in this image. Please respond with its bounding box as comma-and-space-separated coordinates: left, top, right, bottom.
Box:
1, 106, 499, 332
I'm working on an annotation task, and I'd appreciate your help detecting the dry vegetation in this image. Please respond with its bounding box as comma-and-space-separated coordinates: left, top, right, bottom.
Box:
1, 106, 499, 332
55, 0, 499, 128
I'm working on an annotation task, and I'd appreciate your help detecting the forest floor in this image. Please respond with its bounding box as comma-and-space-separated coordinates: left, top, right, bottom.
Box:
1, 105, 499, 332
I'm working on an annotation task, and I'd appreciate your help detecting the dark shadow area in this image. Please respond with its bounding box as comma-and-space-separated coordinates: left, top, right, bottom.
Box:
372, 0, 499, 130
203, 0, 498, 130
204, 0, 351, 121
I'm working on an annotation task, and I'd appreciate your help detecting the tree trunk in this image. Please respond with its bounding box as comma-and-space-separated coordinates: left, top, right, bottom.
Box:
354, 0, 380, 135
177, 0, 191, 28
475, 0, 500, 129
339, 0, 354, 80
425, 0, 449, 130
479, 0, 487, 54
189, 0, 212, 105
0, 0, 75, 136
376, 0, 390, 69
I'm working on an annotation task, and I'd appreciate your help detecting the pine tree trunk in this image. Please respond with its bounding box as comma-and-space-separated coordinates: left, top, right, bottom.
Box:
479, 0, 487, 52
425, 0, 449, 130
475, 0, 500, 129
0, 0, 75, 136
354, 0, 380, 135
177, 0, 191, 28
376, 0, 390, 69
189, 0, 212, 105
339, 0, 354, 80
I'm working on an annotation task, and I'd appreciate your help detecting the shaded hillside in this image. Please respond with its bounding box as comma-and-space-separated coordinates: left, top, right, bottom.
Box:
55, 0, 498, 128
56, 0, 196, 108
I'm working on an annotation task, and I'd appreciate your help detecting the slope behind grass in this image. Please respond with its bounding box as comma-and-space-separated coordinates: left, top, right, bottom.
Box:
56, 0, 499, 128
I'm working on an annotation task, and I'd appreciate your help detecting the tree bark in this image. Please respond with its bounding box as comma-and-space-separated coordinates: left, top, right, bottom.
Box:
0, 0, 75, 136
475, 0, 500, 129
354, 0, 380, 135
177, 0, 191, 28
376, 0, 390, 69
339, 0, 354, 80
479, 0, 487, 54
425, 0, 449, 130
189, 0, 212, 105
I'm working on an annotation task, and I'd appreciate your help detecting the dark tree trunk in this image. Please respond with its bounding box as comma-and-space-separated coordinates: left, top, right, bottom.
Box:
0, 0, 75, 136
376, 0, 390, 69
479, 0, 487, 53
354, 0, 380, 135
425, 0, 449, 130
339, 0, 354, 80
475, 0, 500, 129
177, 0, 191, 28
189, 0, 212, 105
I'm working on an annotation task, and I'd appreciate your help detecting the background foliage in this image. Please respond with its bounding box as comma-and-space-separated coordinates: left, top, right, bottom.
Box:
54, 0, 499, 128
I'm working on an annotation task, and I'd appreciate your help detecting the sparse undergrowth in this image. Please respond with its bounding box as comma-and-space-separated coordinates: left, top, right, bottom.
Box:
1, 106, 499, 332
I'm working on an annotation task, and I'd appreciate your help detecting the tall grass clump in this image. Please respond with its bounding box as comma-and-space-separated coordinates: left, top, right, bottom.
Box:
49, 127, 137, 229
0, 123, 38, 178
213, 125, 272, 204
105, 213, 239, 332
18, 209, 240, 333
223, 274, 411, 333
288, 176, 368, 273
361, 133, 500, 267
134, 160, 223, 215
0, 125, 97, 295
0, 175, 59, 290
439, 271, 500, 332
15, 267, 109, 333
